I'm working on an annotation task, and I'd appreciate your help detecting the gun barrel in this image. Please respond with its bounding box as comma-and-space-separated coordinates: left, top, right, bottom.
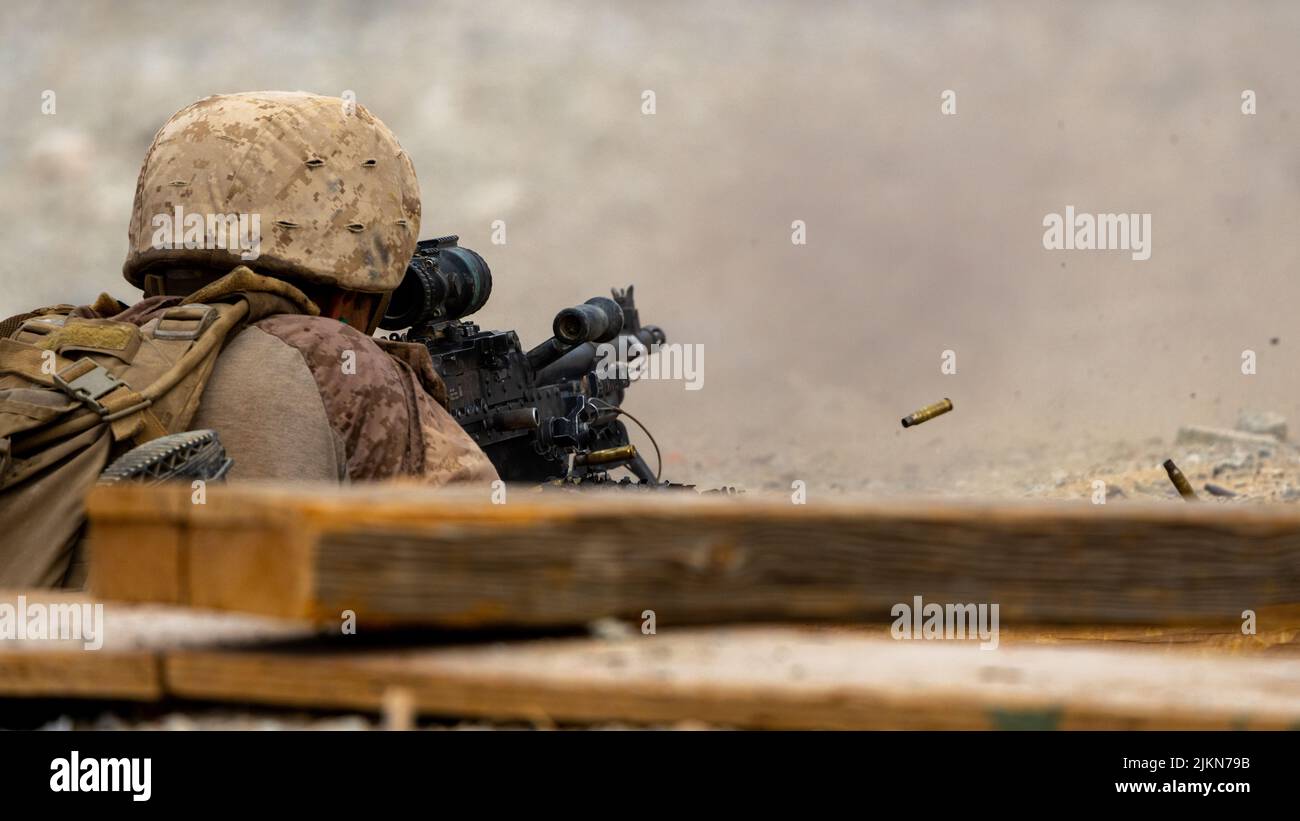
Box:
525, 337, 574, 372
535, 342, 598, 384
526, 298, 624, 373
632, 324, 666, 347
492, 407, 540, 431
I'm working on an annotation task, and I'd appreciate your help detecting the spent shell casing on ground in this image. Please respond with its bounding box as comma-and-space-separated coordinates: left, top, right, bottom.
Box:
901, 398, 954, 428
1162, 458, 1198, 501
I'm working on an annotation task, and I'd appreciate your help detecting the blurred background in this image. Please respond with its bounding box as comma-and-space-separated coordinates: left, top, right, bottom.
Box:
1, 0, 1297, 493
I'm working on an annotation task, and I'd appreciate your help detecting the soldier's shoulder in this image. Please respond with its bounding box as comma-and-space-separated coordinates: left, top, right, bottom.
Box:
250, 314, 395, 370
251, 313, 380, 349
248, 314, 406, 403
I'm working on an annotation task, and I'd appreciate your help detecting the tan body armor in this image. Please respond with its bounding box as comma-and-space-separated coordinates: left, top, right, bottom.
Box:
0, 270, 310, 587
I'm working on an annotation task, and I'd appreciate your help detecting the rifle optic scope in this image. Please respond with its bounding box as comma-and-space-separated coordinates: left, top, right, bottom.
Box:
379, 235, 492, 330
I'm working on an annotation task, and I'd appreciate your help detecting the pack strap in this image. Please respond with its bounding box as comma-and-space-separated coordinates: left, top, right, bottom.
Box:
0, 338, 68, 387
152, 304, 218, 341
142, 299, 250, 402
52, 360, 143, 419
182, 266, 318, 317
49, 358, 166, 442
9, 286, 259, 458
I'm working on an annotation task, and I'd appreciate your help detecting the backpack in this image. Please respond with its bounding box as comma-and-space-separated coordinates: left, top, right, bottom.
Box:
0, 267, 316, 588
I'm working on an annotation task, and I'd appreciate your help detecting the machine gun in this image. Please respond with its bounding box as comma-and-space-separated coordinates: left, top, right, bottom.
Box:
378, 236, 668, 485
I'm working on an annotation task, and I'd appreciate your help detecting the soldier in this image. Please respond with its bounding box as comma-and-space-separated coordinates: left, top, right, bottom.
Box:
0, 91, 497, 587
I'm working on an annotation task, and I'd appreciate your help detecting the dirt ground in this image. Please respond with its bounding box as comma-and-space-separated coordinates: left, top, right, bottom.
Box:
689, 416, 1300, 503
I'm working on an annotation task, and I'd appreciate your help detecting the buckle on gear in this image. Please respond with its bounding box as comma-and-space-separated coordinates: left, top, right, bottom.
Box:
52, 362, 151, 420
153, 304, 218, 341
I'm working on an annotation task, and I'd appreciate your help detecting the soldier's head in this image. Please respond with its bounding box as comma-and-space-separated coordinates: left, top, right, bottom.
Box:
122, 91, 421, 334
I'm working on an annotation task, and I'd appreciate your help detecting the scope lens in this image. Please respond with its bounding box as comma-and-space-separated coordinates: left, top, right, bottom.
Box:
379, 257, 438, 330
437, 246, 492, 320
378, 241, 493, 330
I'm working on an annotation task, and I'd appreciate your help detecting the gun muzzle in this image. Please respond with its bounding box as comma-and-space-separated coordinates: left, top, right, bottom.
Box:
554, 297, 624, 345
527, 297, 627, 372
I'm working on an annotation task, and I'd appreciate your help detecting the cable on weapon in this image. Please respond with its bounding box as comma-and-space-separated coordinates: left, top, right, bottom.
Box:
592, 399, 662, 482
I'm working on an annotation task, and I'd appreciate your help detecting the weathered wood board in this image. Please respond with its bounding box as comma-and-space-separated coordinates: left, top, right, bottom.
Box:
140, 627, 1300, 729
0, 591, 310, 701
3, 593, 1299, 728
86, 482, 1300, 628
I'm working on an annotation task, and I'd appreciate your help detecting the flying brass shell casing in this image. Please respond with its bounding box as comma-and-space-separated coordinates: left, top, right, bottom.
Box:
1162, 458, 1198, 501
901, 398, 953, 428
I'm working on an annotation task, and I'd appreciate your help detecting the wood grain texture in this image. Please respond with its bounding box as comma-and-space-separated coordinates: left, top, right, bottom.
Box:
0, 650, 160, 701
86, 485, 191, 605
163, 626, 1300, 729
2, 592, 1298, 727
86, 482, 1300, 628
0, 591, 310, 700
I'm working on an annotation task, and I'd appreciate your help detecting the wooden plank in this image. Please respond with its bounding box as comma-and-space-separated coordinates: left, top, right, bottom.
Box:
88, 522, 187, 606
85, 485, 191, 605
3, 593, 1298, 727
0, 649, 159, 701
0, 591, 310, 701
998, 621, 1300, 652
87, 483, 1300, 628
162, 626, 1300, 729
0, 591, 156, 700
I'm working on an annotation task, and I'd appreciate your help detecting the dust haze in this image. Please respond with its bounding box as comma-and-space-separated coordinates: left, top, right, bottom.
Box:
2, 0, 1297, 494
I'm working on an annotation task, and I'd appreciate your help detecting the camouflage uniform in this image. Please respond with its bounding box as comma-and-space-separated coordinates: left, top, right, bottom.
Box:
1, 91, 496, 588
115, 91, 497, 486
101, 295, 494, 486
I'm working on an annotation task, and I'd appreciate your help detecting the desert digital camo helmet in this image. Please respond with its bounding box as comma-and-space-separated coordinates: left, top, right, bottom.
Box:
123, 91, 421, 293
